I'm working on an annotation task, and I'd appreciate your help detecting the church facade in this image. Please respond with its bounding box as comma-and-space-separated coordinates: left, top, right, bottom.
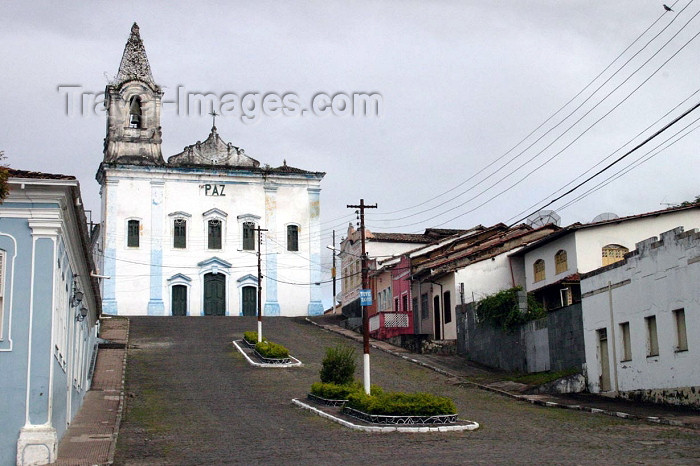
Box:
97, 24, 325, 317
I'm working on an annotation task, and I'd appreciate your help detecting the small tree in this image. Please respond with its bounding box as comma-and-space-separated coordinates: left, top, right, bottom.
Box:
0, 151, 9, 202
475, 286, 544, 333
319, 344, 356, 386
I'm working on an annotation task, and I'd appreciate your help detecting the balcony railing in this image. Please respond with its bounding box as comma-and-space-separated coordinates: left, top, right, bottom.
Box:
369, 311, 412, 339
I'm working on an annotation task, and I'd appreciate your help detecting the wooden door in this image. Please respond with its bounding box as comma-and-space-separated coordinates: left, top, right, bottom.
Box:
171, 285, 187, 316
598, 328, 611, 391
204, 273, 226, 316
242, 286, 257, 317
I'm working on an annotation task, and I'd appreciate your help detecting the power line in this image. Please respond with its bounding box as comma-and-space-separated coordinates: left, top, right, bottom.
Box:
508, 97, 700, 227
362, 1, 693, 222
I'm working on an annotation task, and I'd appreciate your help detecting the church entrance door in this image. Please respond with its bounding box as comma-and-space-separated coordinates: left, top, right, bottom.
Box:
203, 273, 226, 316
242, 286, 257, 316
172, 285, 187, 316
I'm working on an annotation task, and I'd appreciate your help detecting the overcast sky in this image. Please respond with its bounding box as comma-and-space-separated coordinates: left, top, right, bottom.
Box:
2, 1, 699, 298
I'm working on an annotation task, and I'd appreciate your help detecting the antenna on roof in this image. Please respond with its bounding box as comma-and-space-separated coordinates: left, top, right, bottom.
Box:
591, 212, 620, 223
526, 210, 561, 227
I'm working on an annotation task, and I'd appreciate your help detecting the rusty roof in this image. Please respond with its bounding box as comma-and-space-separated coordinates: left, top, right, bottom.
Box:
8, 168, 76, 180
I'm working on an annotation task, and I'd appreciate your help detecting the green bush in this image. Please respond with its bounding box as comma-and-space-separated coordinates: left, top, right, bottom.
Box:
475, 286, 545, 333
254, 340, 289, 359
311, 381, 382, 400
320, 345, 356, 385
346, 391, 456, 416
243, 331, 259, 344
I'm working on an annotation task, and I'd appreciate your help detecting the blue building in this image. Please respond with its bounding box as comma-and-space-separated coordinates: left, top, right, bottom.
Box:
0, 169, 100, 466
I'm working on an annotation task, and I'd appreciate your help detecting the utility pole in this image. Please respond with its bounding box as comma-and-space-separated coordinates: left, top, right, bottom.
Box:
255, 226, 268, 342
347, 199, 377, 394
331, 230, 337, 306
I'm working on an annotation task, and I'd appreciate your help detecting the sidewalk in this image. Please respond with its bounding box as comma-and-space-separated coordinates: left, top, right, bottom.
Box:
306, 316, 700, 430
53, 316, 129, 465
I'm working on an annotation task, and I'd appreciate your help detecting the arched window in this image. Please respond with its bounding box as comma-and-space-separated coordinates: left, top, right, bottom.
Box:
602, 244, 628, 266
287, 225, 299, 251
129, 96, 142, 128
555, 250, 568, 275
533, 259, 545, 282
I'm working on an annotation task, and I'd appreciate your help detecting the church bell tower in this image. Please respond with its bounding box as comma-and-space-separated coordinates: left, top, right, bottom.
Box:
103, 23, 164, 165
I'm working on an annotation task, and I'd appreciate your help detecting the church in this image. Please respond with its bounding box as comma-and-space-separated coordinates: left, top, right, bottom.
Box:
97, 24, 325, 317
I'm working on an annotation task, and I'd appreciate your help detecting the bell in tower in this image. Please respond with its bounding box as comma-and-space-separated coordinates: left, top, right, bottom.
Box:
103, 23, 164, 165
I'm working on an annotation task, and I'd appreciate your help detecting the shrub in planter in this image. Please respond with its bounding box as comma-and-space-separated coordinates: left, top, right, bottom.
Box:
320, 345, 356, 385
255, 340, 289, 359
243, 331, 262, 344
310, 381, 382, 400
346, 391, 456, 416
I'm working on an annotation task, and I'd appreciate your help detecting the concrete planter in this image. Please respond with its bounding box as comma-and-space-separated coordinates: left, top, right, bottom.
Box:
252, 349, 292, 365
342, 406, 458, 425
307, 393, 348, 407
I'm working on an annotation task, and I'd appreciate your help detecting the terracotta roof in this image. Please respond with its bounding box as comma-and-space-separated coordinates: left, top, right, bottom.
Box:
415, 224, 558, 274
8, 168, 76, 180
370, 232, 432, 243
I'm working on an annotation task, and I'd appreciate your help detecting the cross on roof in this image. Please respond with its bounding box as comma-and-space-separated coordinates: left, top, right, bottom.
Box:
209, 110, 219, 128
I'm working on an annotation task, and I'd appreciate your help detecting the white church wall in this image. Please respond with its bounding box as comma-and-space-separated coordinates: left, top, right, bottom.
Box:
581, 227, 700, 407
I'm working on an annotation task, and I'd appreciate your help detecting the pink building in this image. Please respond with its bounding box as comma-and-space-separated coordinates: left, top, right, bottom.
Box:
369, 255, 414, 339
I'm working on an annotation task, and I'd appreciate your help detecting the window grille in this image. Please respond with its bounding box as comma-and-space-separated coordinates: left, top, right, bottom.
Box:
127, 220, 140, 247
208, 219, 222, 250
174, 219, 186, 249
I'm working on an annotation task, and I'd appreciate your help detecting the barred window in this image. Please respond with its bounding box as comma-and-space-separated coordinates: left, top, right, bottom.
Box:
127, 220, 140, 248
208, 219, 222, 250
174, 219, 186, 249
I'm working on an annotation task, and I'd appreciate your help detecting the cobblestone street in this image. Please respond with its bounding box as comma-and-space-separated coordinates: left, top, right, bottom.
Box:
114, 317, 699, 465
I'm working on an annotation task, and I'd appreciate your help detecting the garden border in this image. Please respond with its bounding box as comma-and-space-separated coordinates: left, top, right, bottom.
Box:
232, 340, 302, 367
292, 398, 479, 433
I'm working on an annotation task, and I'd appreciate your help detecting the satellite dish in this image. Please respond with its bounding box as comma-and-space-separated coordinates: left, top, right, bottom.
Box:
526, 210, 561, 227
591, 212, 620, 223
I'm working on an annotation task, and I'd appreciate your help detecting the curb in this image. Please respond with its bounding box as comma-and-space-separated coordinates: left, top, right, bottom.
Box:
232, 340, 303, 367
291, 399, 479, 433
305, 318, 698, 431
106, 318, 130, 466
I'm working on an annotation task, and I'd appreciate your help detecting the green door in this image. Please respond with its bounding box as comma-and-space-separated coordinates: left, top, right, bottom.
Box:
172, 285, 187, 316
203, 273, 226, 316
242, 286, 257, 316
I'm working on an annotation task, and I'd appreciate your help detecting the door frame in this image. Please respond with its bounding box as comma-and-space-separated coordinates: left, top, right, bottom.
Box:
597, 328, 611, 392
171, 284, 188, 316
203, 272, 227, 316
167, 274, 192, 316
237, 274, 259, 316
241, 285, 257, 317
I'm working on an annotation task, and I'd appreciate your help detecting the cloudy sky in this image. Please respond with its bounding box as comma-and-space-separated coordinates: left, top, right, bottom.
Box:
1, 1, 699, 295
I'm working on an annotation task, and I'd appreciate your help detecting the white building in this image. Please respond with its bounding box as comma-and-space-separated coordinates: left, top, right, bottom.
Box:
510, 205, 700, 311
98, 24, 324, 317
580, 227, 700, 407
0, 169, 100, 466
